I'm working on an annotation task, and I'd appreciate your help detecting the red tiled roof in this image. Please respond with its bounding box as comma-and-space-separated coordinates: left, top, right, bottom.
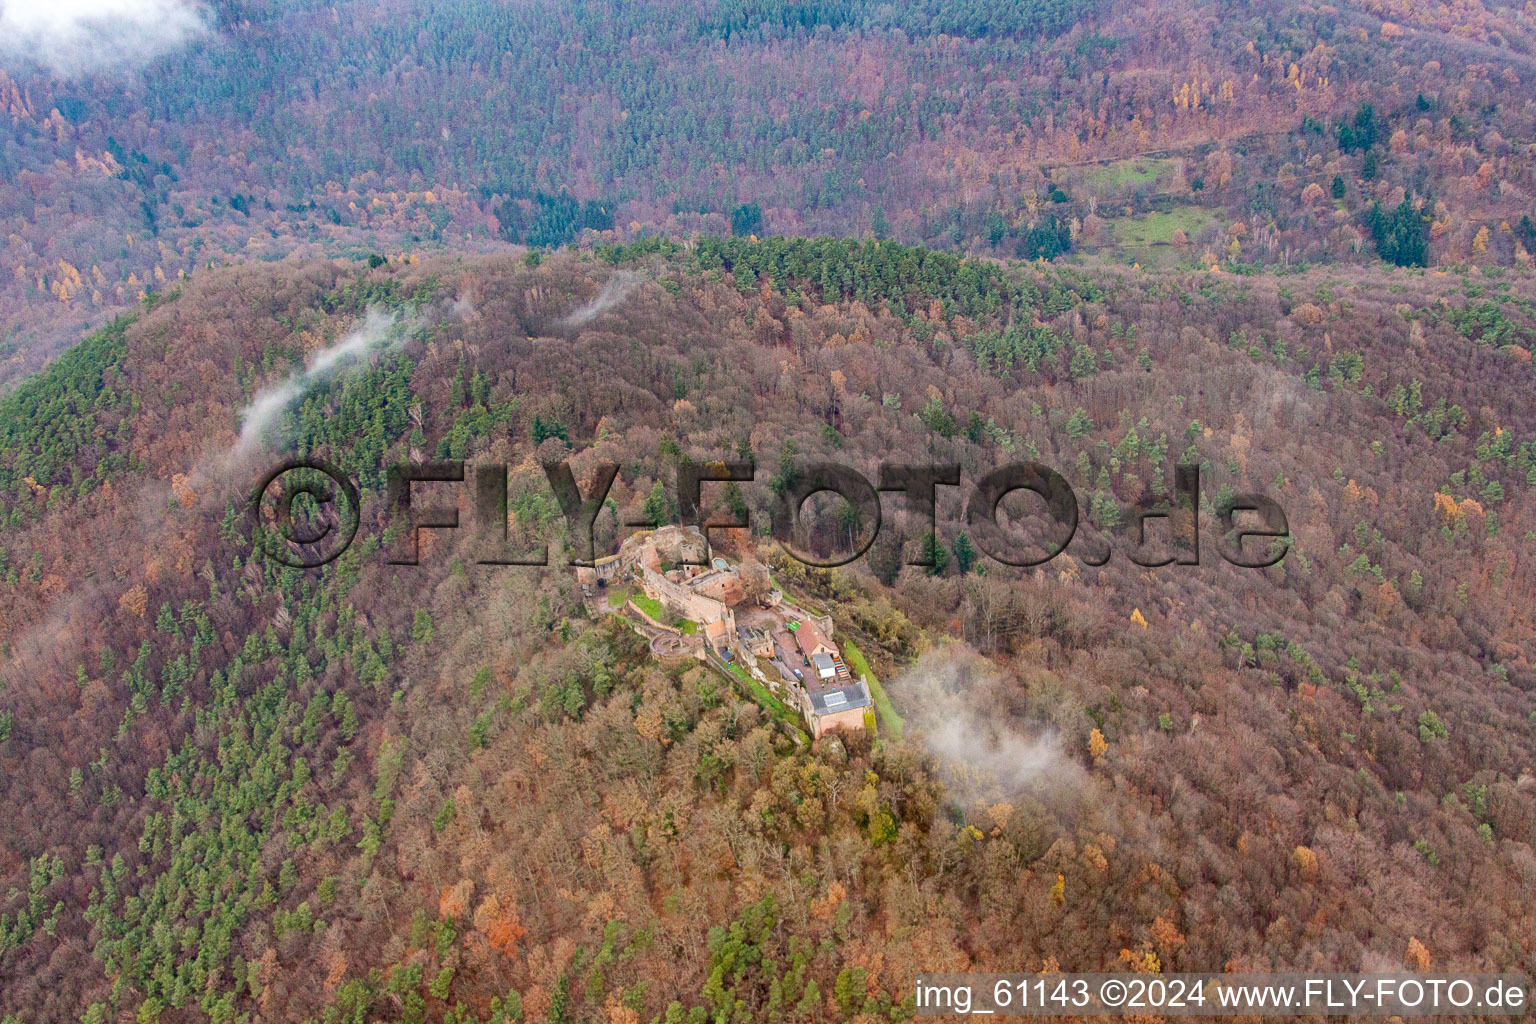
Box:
791, 618, 835, 657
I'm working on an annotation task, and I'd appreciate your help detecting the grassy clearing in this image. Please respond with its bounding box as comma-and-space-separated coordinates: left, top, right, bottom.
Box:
606, 586, 630, 609
843, 640, 902, 741
1057, 157, 1180, 198
1079, 206, 1218, 269
1107, 206, 1213, 246
630, 593, 666, 622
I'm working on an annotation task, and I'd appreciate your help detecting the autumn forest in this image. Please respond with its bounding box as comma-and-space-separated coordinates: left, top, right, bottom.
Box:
2, 1, 1536, 1023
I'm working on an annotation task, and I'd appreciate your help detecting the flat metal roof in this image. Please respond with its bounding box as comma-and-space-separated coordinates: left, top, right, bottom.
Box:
809, 681, 871, 715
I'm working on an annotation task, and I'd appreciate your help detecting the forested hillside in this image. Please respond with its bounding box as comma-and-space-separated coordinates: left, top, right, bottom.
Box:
2, 241, 1535, 1023
4, 0, 1536, 382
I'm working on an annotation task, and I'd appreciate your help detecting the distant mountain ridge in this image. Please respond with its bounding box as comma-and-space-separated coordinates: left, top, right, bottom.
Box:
3, 0, 1535, 383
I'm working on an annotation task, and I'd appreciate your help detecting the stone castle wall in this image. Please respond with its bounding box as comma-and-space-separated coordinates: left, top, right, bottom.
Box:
638, 564, 730, 624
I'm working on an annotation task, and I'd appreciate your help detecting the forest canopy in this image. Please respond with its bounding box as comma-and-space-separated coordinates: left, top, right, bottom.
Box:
1, 241, 1534, 1022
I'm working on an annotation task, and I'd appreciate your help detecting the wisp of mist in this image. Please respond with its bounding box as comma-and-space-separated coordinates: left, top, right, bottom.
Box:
561, 272, 640, 328
893, 645, 1083, 804
231, 308, 403, 462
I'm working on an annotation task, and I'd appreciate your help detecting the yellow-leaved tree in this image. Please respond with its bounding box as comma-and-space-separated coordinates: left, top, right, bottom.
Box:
1089, 728, 1109, 761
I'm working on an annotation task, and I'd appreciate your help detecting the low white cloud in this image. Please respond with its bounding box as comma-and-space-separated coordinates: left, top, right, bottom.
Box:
892, 645, 1084, 804
0, 0, 210, 75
